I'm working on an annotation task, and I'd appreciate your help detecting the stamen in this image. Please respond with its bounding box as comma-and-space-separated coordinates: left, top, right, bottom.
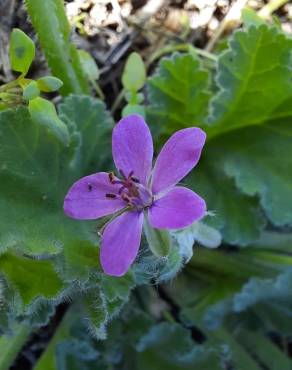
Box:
118, 186, 126, 194
121, 193, 131, 203
131, 176, 140, 183
106, 193, 117, 199
128, 170, 134, 178
108, 172, 115, 183
119, 169, 126, 179
87, 183, 92, 191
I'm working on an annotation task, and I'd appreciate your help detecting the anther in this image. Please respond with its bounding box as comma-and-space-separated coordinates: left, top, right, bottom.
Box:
131, 176, 140, 183
119, 169, 126, 179
106, 193, 117, 199
121, 193, 131, 202
87, 183, 92, 191
118, 186, 126, 194
108, 172, 115, 183
112, 180, 124, 185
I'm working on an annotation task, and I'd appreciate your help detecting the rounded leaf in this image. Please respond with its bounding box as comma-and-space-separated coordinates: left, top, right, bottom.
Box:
37, 76, 63, 92
78, 50, 100, 80
122, 52, 146, 92
23, 81, 40, 101
28, 97, 69, 144
9, 28, 35, 74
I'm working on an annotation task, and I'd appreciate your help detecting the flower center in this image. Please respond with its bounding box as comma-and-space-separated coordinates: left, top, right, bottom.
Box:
106, 170, 153, 210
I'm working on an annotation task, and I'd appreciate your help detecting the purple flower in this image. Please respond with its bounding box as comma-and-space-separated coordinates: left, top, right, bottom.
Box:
64, 114, 206, 276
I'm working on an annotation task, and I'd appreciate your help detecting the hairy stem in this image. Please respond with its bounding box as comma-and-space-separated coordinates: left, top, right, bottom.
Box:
0, 323, 31, 370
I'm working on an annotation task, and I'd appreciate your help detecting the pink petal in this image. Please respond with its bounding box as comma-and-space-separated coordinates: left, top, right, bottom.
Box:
112, 114, 153, 185
151, 128, 206, 194
148, 187, 206, 229
64, 172, 125, 220
100, 211, 144, 276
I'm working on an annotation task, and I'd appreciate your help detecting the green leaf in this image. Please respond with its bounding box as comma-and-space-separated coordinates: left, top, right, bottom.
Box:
147, 53, 210, 134
58, 94, 113, 171
37, 76, 63, 92
0, 106, 90, 255
218, 120, 292, 226
134, 241, 184, 284
189, 164, 266, 246
173, 221, 222, 259
9, 28, 35, 75
23, 80, 40, 101
143, 215, 171, 257
82, 289, 108, 339
78, 50, 100, 80
233, 269, 292, 313
63, 240, 100, 279
25, 0, 89, 95
201, 27, 292, 228
136, 322, 221, 370
241, 8, 266, 27
28, 97, 69, 145
0, 253, 63, 305
101, 272, 135, 302
122, 52, 146, 92
147, 25, 292, 243
211, 328, 262, 370
207, 25, 292, 139
237, 329, 292, 370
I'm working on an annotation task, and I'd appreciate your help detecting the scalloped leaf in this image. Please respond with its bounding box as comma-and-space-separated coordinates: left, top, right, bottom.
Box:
0, 107, 79, 254
0, 253, 63, 305
207, 25, 292, 138
147, 25, 292, 243
58, 94, 113, 171
217, 119, 292, 226
189, 165, 266, 246
147, 53, 211, 133
136, 322, 221, 370
0, 95, 113, 256
205, 25, 292, 227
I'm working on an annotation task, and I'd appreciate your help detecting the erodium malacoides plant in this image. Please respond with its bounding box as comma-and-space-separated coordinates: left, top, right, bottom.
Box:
64, 114, 206, 276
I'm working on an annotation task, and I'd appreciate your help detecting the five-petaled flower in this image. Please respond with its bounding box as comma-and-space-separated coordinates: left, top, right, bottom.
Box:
64, 114, 206, 276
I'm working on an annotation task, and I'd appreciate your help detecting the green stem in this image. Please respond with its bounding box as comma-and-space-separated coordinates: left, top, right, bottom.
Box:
0, 79, 19, 93
34, 307, 74, 370
111, 44, 217, 113
0, 323, 31, 370
147, 44, 218, 66
258, 0, 289, 17
111, 89, 126, 114
98, 206, 131, 235
91, 80, 105, 100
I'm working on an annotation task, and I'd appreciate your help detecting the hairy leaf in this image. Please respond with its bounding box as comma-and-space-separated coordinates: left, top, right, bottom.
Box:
0, 254, 63, 305
147, 24, 292, 243
207, 25, 292, 139
147, 53, 211, 133
58, 94, 113, 172
25, 0, 89, 95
